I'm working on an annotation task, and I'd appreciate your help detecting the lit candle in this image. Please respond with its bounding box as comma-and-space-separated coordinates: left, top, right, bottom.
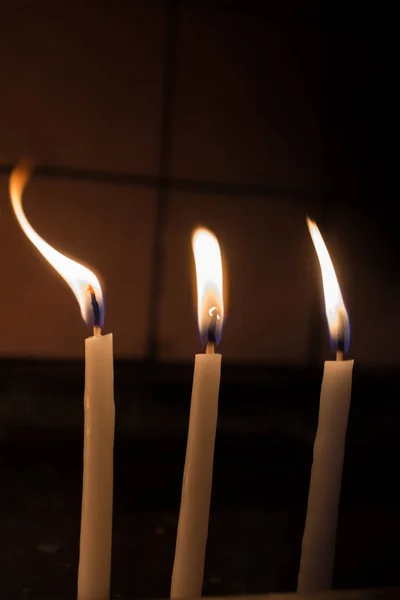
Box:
10, 164, 115, 600
171, 228, 224, 599
298, 217, 354, 593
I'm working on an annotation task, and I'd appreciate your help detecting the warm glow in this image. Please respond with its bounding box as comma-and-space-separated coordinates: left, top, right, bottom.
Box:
307, 217, 350, 350
10, 163, 104, 327
192, 228, 224, 345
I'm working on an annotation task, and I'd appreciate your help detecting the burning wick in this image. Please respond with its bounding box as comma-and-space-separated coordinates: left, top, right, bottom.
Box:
336, 312, 345, 362
87, 285, 101, 337
206, 306, 221, 355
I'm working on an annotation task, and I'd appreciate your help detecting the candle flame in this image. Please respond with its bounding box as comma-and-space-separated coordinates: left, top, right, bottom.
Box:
307, 217, 350, 352
192, 228, 224, 345
9, 163, 104, 327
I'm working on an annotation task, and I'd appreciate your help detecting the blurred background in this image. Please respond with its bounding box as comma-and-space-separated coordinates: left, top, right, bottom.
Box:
0, 0, 398, 365
0, 1, 399, 599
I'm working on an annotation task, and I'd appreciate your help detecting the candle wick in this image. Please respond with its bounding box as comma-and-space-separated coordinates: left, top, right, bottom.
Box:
335, 312, 346, 361
336, 336, 345, 361
336, 350, 344, 361
206, 306, 220, 351
87, 284, 101, 329
206, 342, 215, 354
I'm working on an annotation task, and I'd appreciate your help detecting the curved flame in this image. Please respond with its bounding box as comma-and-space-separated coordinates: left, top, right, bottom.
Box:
10, 163, 104, 327
192, 228, 224, 345
307, 217, 350, 351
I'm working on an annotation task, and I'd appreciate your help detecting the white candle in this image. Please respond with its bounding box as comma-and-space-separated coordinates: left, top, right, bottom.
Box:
10, 164, 115, 600
78, 327, 114, 600
298, 217, 354, 593
171, 228, 224, 599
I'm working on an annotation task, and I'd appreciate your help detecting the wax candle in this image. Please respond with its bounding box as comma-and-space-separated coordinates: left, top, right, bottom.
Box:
171, 228, 224, 599
297, 217, 354, 593
10, 164, 115, 600
79, 322, 114, 600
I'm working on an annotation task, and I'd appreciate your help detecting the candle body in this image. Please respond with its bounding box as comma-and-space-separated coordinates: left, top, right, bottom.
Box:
171, 353, 222, 598
78, 333, 115, 600
298, 359, 354, 593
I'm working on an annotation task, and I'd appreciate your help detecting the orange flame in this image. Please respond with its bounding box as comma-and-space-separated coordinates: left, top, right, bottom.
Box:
10, 163, 104, 326
307, 217, 350, 349
192, 228, 224, 345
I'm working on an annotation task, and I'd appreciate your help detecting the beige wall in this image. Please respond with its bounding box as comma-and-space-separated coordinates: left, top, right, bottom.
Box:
3, 2, 374, 365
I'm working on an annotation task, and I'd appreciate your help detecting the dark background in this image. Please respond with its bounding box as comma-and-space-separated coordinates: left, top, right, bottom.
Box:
0, 1, 399, 599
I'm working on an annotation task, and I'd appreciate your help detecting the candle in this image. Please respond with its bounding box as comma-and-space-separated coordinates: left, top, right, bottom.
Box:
10, 164, 115, 600
171, 228, 224, 599
79, 317, 114, 600
297, 217, 354, 593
